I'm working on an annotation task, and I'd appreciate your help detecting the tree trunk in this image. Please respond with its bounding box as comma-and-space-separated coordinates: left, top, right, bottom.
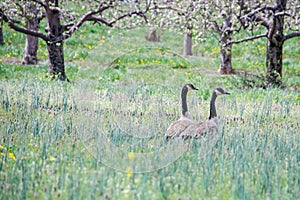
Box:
0, 21, 4, 45
265, 1, 286, 86
22, 18, 39, 65
145, 28, 160, 42
266, 37, 284, 86
219, 33, 234, 74
47, 42, 66, 80
45, 1, 67, 81
183, 32, 192, 56
219, 14, 234, 75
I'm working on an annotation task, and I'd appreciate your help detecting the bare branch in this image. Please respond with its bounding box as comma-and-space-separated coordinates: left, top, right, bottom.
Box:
274, 11, 292, 17
241, 4, 275, 19
212, 21, 222, 34
109, 10, 148, 26
8, 21, 48, 41
1, 10, 48, 41
240, 4, 275, 28
226, 32, 267, 46
283, 32, 300, 41
57, 4, 112, 42
252, 14, 270, 28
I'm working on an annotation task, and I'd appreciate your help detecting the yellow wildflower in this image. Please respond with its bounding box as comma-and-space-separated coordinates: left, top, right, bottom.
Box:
49, 156, 56, 161
0, 145, 4, 149
86, 44, 92, 49
8, 152, 16, 160
128, 152, 135, 159
126, 167, 132, 178
134, 178, 140, 184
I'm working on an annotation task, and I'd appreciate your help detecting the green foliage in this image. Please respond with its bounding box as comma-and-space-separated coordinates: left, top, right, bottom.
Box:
0, 78, 299, 199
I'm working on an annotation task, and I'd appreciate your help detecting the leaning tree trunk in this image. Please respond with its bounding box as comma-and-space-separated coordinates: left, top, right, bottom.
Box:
183, 32, 192, 56
22, 18, 39, 65
0, 21, 4, 45
45, 3, 67, 81
219, 32, 233, 74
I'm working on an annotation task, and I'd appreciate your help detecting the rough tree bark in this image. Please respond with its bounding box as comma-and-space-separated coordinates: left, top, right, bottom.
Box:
218, 15, 234, 74
183, 32, 192, 56
45, 1, 67, 81
265, 2, 285, 85
22, 18, 39, 65
0, 20, 4, 45
219, 32, 233, 74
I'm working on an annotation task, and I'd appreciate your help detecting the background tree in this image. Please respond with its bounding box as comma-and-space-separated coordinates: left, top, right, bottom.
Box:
0, 0, 156, 81
149, 1, 204, 56
229, 0, 300, 86
21, 2, 43, 65
150, 0, 240, 72
0, 19, 4, 45
204, 0, 241, 74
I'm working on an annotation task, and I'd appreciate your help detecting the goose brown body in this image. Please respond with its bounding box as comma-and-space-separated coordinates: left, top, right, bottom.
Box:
166, 87, 230, 141
165, 84, 198, 141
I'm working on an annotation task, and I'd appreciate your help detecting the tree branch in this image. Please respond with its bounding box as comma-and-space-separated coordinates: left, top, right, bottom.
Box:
108, 10, 148, 26
212, 21, 222, 34
240, 4, 275, 28
1, 11, 48, 41
226, 32, 267, 46
8, 21, 49, 41
274, 11, 292, 17
241, 4, 275, 19
53, 1, 157, 43
252, 14, 270, 28
283, 32, 300, 41
58, 4, 112, 42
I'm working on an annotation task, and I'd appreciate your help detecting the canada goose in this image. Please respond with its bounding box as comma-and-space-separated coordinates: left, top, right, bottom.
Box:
179, 88, 230, 139
165, 84, 198, 141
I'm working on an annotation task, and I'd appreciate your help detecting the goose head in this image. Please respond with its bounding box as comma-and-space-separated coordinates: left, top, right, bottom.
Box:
209, 88, 230, 120
185, 84, 198, 91
214, 88, 230, 96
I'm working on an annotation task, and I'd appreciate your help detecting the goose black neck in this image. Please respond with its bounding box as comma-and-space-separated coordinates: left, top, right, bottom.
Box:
181, 86, 188, 116
209, 91, 217, 119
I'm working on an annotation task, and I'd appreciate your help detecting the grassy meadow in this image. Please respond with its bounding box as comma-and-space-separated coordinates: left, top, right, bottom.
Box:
0, 21, 300, 200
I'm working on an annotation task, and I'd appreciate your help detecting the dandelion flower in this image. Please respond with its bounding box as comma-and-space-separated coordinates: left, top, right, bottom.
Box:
134, 178, 140, 184
128, 152, 135, 159
8, 152, 16, 160
0, 145, 4, 149
49, 156, 56, 161
126, 167, 132, 178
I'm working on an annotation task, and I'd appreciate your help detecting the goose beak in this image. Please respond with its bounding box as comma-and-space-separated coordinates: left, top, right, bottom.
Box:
224, 91, 230, 95
189, 84, 198, 90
